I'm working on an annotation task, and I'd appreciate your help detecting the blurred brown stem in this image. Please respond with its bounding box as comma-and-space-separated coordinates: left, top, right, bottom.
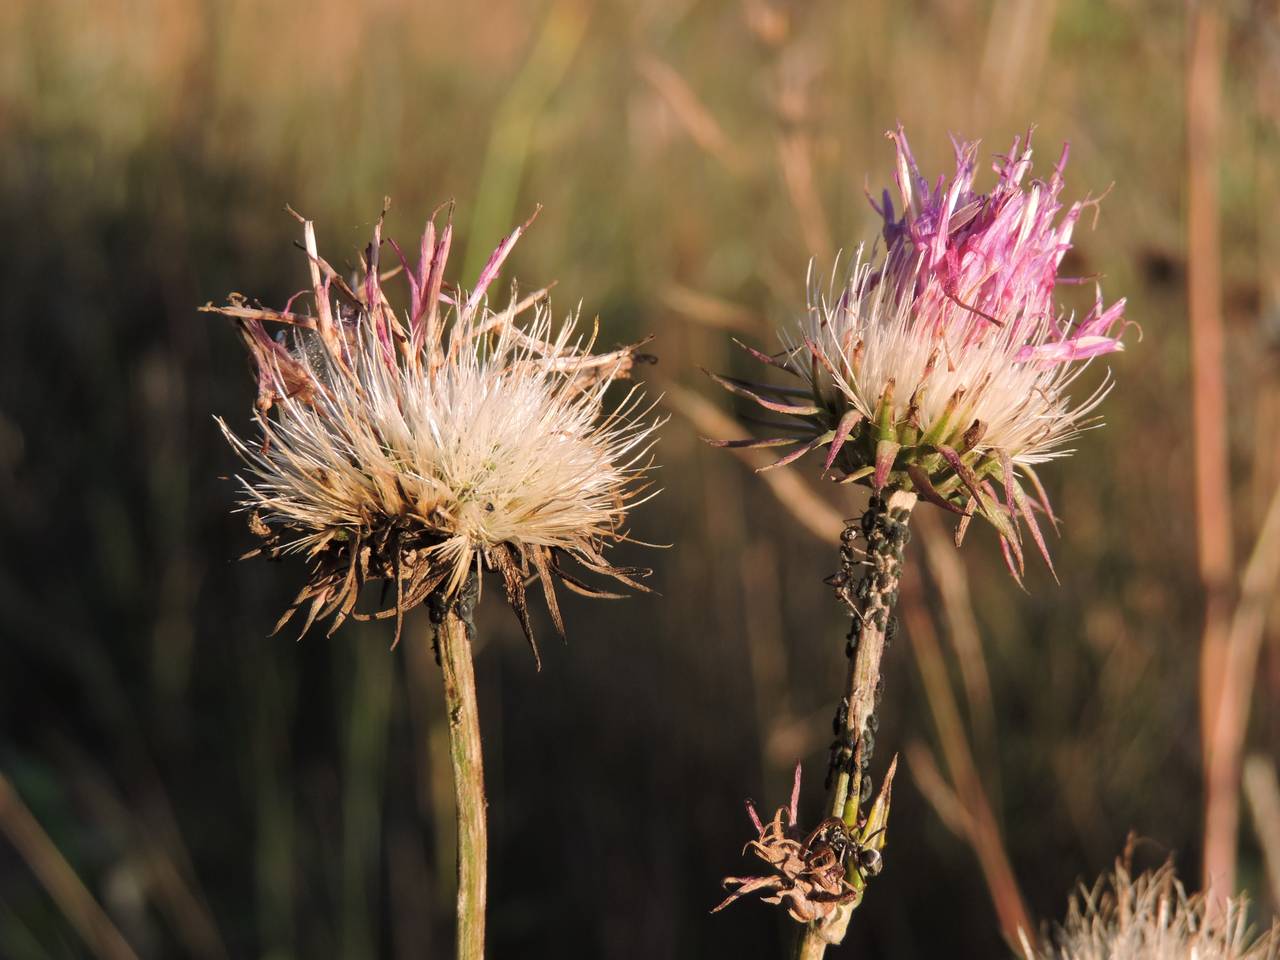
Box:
776, 132, 834, 268
1186, 0, 1236, 905
664, 383, 843, 542
740, 542, 801, 772
56, 746, 229, 960
1243, 754, 1280, 905
434, 584, 487, 960
1205, 485, 1280, 909
0, 771, 140, 960
637, 56, 748, 177
900, 580, 1033, 949
914, 509, 1001, 806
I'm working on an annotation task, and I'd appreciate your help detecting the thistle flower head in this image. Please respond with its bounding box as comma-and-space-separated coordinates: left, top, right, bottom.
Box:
208, 206, 660, 659
1022, 861, 1279, 960
712, 126, 1130, 580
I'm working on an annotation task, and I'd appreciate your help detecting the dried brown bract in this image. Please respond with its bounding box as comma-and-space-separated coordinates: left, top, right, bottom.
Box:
713, 761, 895, 924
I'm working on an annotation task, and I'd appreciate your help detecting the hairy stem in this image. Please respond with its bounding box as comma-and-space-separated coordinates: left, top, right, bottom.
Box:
433, 579, 487, 960
797, 489, 916, 959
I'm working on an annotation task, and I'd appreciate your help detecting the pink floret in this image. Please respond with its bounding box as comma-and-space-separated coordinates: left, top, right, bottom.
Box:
872, 125, 1127, 364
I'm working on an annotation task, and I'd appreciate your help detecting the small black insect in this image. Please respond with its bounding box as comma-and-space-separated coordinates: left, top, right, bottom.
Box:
802, 818, 885, 878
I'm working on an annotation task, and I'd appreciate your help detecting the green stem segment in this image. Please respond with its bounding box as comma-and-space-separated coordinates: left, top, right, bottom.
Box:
435, 581, 487, 960
797, 488, 916, 959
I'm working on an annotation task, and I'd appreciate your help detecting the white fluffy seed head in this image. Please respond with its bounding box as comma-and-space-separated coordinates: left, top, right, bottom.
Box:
223, 306, 656, 595
1022, 862, 1278, 960
209, 209, 661, 652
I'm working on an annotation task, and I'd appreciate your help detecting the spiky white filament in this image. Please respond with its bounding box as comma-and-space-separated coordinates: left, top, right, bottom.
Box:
220, 301, 659, 596
1021, 863, 1277, 960
789, 248, 1112, 466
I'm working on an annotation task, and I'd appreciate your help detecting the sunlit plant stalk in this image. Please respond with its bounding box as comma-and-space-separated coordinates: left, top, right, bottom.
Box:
206, 204, 661, 959
796, 489, 915, 957
709, 126, 1129, 957
431, 577, 487, 957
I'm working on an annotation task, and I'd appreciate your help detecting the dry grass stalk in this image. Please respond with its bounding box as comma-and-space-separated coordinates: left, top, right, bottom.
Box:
915, 508, 1001, 794
1184, 0, 1237, 907
56, 747, 228, 960
900, 579, 1033, 947
665, 383, 843, 542
0, 772, 140, 960
659, 284, 761, 333
636, 55, 749, 176
1207, 485, 1280, 910
1243, 755, 1280, 908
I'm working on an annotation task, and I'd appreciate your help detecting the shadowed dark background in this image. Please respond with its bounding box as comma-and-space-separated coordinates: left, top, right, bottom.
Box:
2, 1, 1279, 957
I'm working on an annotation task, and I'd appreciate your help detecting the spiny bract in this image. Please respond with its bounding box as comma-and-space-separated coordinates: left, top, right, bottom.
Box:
208, 206, 661, 660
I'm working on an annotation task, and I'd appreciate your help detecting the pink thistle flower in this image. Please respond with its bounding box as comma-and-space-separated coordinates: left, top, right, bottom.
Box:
873, 125, 1128, 364
711, 127, 1131, 580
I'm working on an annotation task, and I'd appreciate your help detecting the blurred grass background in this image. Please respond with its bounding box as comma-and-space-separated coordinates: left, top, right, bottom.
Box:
1, 0, 1279, 957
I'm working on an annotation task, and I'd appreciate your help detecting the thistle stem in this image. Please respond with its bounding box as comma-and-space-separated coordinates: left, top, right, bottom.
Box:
434, 580, 487, 960
796, 923, 835, 960
797, 488, 916, 959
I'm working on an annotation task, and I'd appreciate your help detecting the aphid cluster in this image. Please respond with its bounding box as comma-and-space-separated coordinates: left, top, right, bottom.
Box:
823, 495, 911, 800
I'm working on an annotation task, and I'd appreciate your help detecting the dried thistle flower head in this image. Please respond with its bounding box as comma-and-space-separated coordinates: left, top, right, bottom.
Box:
207, 205, 660, 660
713, 760, 896, 925
711, 126, 1130, 580
1022, 861, 1279, 960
